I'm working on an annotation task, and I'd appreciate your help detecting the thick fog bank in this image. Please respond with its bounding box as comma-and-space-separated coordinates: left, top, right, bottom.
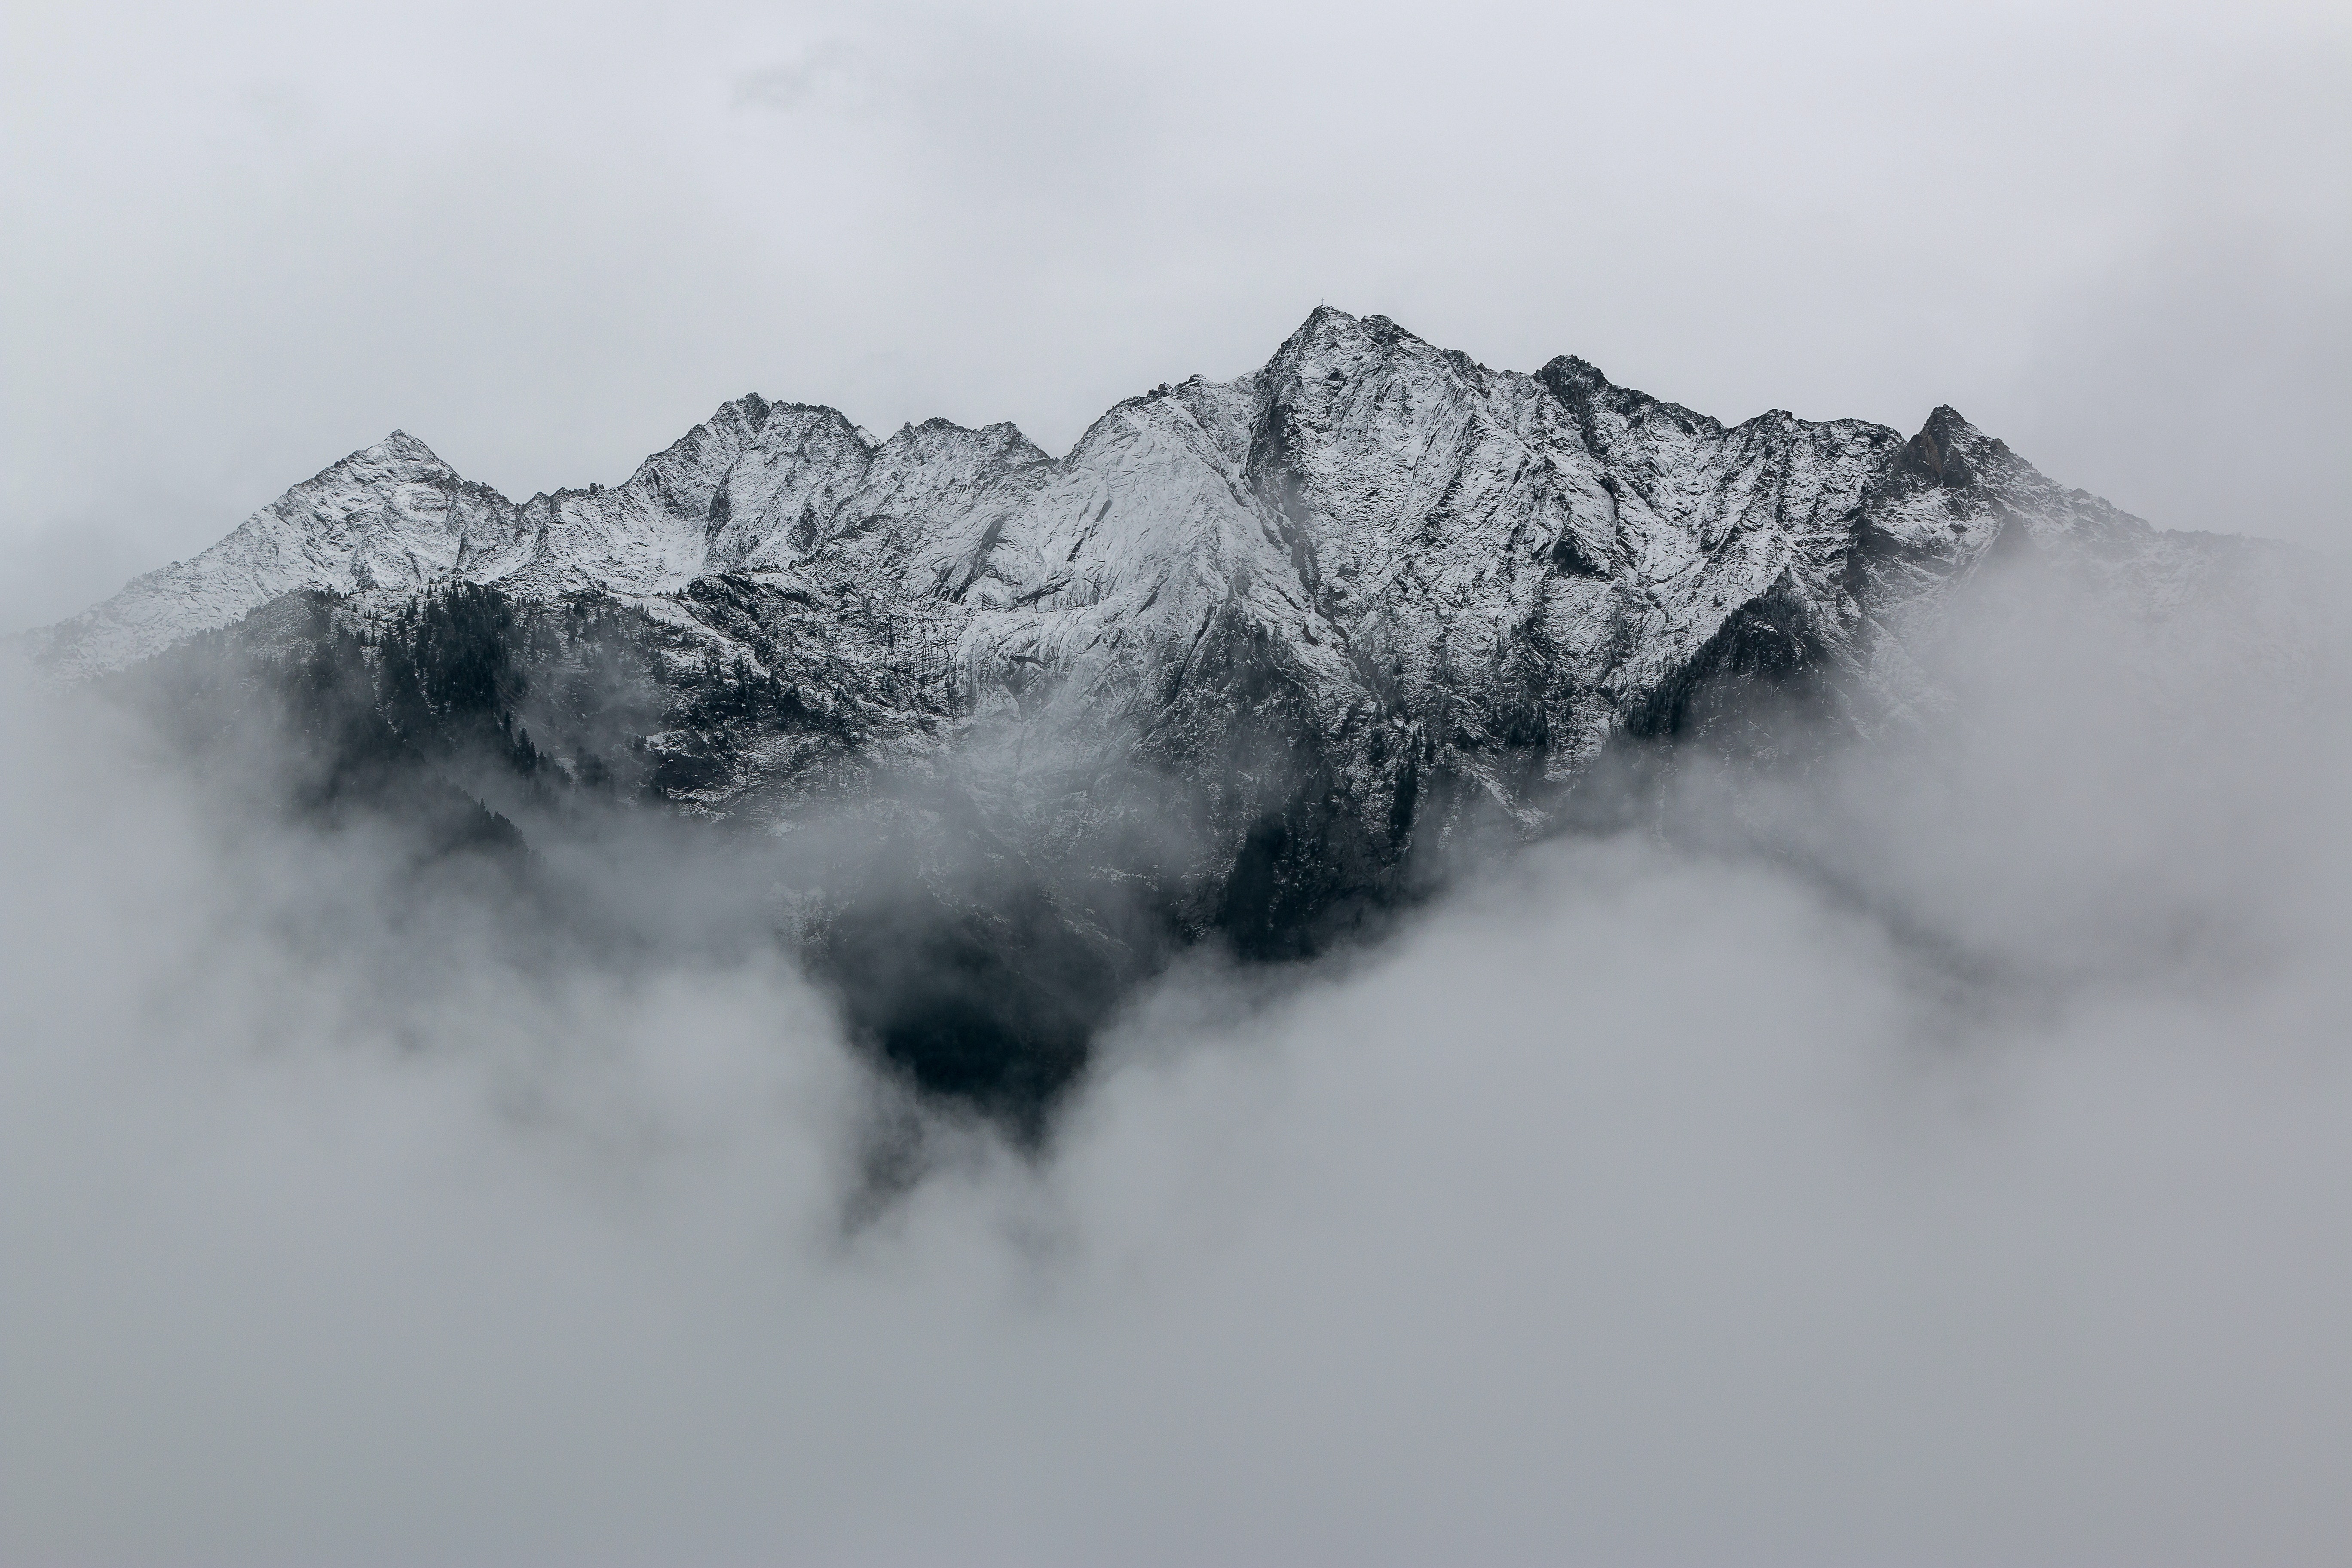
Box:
3, 566, 2349, 1566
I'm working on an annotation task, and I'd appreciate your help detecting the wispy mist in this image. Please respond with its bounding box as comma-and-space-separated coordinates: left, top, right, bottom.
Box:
2, 534, 2346, 1565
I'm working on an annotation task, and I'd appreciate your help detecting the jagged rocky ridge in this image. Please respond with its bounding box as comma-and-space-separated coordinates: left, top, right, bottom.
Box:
31, 308, 2314, 1128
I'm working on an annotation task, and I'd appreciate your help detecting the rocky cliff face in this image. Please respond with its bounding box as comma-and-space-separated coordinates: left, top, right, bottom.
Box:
30, 308, 2313, 1126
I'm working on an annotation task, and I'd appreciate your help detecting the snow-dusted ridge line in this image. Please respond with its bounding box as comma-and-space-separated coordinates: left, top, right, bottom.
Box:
25, 305, 2296, 755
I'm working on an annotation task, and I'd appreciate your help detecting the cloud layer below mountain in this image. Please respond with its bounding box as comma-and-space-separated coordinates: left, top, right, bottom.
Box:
3, 545, 2347, 1565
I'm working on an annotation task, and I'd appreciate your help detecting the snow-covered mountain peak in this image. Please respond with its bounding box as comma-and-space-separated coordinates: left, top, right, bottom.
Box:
29, 309, 2291, 722
361, 429, 450, 467
30, 310, 2332, 1129
1268, 306, 1457, 388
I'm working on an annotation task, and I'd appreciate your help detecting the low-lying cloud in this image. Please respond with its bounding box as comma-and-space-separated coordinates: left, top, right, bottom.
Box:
3, 557, 2347, 1566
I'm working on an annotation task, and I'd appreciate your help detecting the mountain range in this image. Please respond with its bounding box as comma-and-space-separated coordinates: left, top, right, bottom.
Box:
26, 307, 2317, 1127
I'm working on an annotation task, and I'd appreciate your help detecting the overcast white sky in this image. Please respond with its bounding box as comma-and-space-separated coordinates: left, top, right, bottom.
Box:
4, 0, 2347, 631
